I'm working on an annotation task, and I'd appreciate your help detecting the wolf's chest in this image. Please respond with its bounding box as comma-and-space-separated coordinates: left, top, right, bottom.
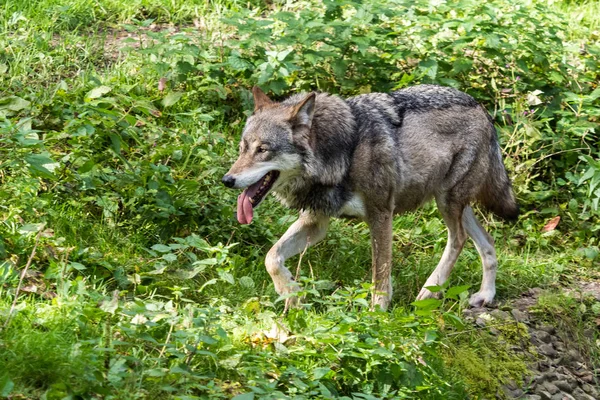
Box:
338, 193, 366, 218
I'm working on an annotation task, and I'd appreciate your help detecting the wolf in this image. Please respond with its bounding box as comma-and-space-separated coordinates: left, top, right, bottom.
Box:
222, 85, 518, 310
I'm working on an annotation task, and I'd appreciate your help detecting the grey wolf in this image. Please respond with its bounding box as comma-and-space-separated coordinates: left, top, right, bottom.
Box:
222, 85, 518, 310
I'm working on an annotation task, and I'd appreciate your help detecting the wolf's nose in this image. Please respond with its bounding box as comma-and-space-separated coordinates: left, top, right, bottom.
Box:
222, 175, 236, 188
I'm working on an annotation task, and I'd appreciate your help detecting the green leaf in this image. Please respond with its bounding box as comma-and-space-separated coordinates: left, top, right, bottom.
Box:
239, 276, 254, 288
19, 223, 44, 233
218, 270, 235, 284
25, 154, 57, 179
313, 367, 332, 380
162, 92, 184, 107
162, 253, 177, 263
0, 374, 14, 397
78, 159, 96, 174
446, 285, 471, 299
411, 298, 442, 310
69, 262, 87, 271
452, 59, 472, 74
418, 59, 438, 80
151, 244, 172, 253
86, 85, 112, 99
579, 167, 596, 184
231, 393, 254, 400
0, 95, 30, 112
424, 285, 443, 293
199, 335, 218, 345
228, 55, 253, 71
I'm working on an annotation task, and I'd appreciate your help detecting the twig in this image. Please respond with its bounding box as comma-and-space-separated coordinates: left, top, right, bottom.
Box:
158, 302, 178, 362
294, 237, 310, 282
284, 239, 311, 314
3, 229, 43, 329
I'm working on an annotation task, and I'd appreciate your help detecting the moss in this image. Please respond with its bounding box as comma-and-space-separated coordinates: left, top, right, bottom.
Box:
443, 330, 530, 399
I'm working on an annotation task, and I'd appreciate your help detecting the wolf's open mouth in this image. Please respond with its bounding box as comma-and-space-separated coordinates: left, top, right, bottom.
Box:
237, 170, 280, 224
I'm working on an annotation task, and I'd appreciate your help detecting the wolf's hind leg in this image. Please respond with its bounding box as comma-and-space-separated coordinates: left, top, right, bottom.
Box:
265, 211, 329, 308
417, 199, 467, 301
462, 206, 497, 307
368, 209, 394, 311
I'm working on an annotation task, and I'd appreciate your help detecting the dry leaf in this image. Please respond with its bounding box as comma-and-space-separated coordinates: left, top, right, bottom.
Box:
542, 216, 560, 232
21, 285, 38, 293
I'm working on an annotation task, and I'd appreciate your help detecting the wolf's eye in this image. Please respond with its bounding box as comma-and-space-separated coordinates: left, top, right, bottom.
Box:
257, 146, 268, 153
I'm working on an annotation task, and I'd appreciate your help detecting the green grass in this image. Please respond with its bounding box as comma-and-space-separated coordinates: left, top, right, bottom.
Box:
1, 0, 599, 398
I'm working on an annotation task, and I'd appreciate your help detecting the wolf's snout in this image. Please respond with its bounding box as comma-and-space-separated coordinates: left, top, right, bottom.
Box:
222, 175, 236, 188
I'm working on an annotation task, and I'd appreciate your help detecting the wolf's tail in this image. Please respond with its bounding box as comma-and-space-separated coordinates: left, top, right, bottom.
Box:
478, 139, 519, 221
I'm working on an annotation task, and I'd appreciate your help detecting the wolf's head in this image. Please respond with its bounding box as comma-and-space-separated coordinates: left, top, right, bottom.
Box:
222, 87, 316, 224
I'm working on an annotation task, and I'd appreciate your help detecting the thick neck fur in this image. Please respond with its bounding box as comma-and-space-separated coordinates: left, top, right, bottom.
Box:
288, 93, 357, 185
274, 93, 358, 214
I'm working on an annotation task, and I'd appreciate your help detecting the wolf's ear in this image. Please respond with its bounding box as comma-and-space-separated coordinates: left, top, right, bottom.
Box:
289, 92, 316, 128
252, 86, 274, 111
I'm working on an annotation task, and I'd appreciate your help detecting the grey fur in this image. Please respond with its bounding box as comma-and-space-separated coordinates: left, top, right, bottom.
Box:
223, 84, 519, 310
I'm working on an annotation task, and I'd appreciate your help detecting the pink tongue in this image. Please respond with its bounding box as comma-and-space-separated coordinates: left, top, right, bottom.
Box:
236, 179, 264, 224
237, 191, 254, 224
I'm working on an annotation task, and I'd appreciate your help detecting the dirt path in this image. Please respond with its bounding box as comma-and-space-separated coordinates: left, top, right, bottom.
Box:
463, 284, 600, 400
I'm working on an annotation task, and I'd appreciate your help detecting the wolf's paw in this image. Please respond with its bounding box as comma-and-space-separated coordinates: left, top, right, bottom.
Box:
281, 283, 303, 312
468, 290, 495, 308
416, 287, 442, 301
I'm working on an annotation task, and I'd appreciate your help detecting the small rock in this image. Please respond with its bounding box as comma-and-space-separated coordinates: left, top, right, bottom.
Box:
581, 384, 598, 397
539, 325, 556, 334
572, 388, 595, 400
491, 309, 510, 320
526, 396, 542, 400
553, 393, 575, 400
512, 308, 529, 322
542, 371, 558, 381
555, 341, 566, 352
504, 387, 524, 398
470, 306, 486, 315
555, 366, 570, 375
579, 373, 593, 383
537, 360, 552, 372
538, 391, 553, 400
554, 381, 572, 393
539, 344, 558, 358
504, 379, 519, 390
527, 287, 543, 297
535, 330, 552, 343
583, 328, 595, 339
475, 317, 487, 327
566, 349, 582, 362
542, 382, 560, 395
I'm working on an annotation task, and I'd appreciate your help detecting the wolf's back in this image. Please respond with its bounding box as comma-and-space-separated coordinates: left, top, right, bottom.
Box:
392, 85, 519, 221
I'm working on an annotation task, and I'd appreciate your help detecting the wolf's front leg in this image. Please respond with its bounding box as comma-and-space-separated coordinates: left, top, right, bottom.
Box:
368, 209, 394, 310
265, 211, 329, 309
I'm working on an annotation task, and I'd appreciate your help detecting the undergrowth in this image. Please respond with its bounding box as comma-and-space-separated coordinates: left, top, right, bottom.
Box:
1, 0, 599, 398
